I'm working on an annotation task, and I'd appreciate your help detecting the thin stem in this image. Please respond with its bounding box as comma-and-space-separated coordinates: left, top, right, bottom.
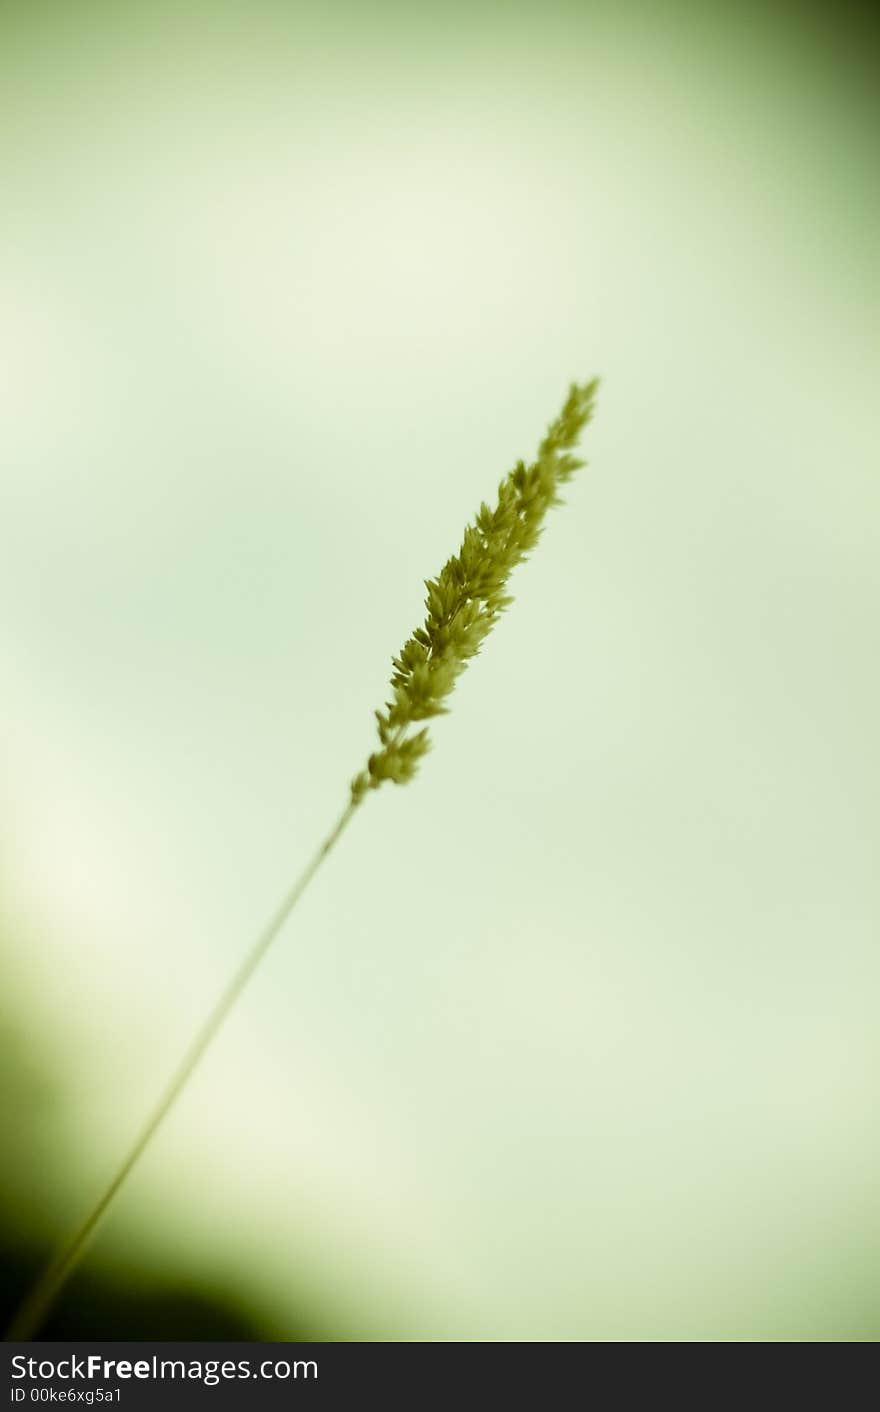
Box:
5, 798, 360, 1341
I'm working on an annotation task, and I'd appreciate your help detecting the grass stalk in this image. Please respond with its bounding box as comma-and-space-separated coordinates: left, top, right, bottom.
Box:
5, 800, 359, 1340
6, 379, 598, 1340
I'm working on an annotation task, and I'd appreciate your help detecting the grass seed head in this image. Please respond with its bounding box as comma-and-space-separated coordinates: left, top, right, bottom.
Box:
351, 379, 599, 804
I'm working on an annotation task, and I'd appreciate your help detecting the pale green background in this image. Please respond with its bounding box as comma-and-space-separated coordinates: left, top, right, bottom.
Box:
1, 1, 878, 1339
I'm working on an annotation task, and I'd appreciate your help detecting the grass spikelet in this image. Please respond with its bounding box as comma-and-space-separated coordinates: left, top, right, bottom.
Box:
351, 378, 599, 802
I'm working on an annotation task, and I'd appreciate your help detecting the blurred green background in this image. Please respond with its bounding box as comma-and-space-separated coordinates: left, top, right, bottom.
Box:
1, 0, 878, 1341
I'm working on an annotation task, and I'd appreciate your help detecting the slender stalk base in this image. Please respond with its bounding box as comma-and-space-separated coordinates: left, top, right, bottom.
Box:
5, 799, 359, 1341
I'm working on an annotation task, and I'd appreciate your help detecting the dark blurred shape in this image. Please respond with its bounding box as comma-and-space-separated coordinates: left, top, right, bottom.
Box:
0, 930, 329, 1342
0, 1245, 270, 1340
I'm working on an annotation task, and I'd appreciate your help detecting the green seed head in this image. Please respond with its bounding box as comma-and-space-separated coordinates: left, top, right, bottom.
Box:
350, 379, 599, 805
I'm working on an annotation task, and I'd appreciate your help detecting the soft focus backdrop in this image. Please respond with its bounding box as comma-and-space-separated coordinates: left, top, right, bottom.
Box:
1, 0, 878, 1341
